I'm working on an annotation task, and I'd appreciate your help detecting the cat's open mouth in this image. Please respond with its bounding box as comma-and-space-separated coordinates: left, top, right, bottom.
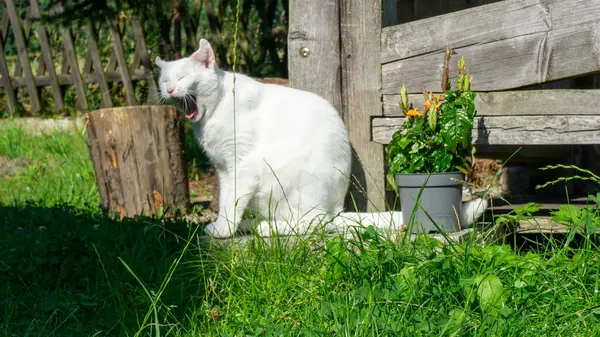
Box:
185, 109, 198, 120
174, 97, 199, 121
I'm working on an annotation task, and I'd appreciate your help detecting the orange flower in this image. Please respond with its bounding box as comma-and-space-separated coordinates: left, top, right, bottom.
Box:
406, 109, 421, 119
424, 98, 442, 111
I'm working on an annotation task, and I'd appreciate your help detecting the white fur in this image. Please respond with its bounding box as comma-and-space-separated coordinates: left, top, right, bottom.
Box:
155, 39, 488, 238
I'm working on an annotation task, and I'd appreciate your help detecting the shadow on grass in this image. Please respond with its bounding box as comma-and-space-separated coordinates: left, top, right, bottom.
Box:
0, 202, 210, 337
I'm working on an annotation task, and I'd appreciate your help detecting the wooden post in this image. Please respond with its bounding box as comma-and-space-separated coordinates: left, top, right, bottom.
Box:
288, 0, 342, 113
85, 105, 190, 218
339, 0, 386, 212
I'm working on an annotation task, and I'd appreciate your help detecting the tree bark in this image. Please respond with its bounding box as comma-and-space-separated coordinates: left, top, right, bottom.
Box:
85, 105, 190, 218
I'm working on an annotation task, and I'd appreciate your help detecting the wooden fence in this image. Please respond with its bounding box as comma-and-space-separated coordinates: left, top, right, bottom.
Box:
0, 0, 156, 115
289, 0, 600, 212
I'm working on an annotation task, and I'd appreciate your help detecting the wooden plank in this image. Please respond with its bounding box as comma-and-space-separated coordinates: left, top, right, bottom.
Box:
29, 0, 63, 111
61, 29, 88, 110
340, 0, 386, 212
85, 24, 112, 108
60, 50, 69, 74
380, 0, 600, 93
382, 90, 600, 116
0, 34, 17, 115
372, 115, 600, 146
1, 10, 9, 41
12, 69, 150, 87
382, 0, 548, 63
288, 0, 341, 113
106, 49, 117, 72
517, 217, 600, 234
82, 49, 93, 74
36, 54, 46, 75
109, 24, 137, 105
5, 0, 40, 112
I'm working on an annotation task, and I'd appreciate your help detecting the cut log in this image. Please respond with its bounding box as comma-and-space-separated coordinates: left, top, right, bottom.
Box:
85, 105, 190, 218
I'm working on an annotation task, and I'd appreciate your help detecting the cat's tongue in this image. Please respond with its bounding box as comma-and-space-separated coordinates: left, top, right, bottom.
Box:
185, 110, 198, 120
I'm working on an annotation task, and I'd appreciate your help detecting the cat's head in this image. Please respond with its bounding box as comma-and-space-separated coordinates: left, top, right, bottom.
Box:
155, 39, 219, 122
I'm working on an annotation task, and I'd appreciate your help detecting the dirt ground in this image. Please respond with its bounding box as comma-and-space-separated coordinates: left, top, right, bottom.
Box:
0, 155, 32, 178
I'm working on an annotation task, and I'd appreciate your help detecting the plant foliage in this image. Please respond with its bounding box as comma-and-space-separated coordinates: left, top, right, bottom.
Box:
386, 55, 477, 188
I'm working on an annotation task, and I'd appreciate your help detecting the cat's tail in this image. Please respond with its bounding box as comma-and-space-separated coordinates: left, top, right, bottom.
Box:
331, 198, 489, 233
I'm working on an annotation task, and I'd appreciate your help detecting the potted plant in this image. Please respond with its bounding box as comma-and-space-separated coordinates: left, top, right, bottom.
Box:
386, 53, 477, 233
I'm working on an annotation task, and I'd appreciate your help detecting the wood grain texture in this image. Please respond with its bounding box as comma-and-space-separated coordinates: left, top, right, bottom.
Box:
372, 115, 600, 146
383, 90, 600, 116
517, 217, 600, 234
340, 0, 386, 212
85, 106, 190, 218
288, 0, 341, 113
381, 0, 600, 93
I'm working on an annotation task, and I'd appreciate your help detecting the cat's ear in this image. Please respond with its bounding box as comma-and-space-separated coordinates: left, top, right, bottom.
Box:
155, 56, 165, 68
191, 39, 216, 70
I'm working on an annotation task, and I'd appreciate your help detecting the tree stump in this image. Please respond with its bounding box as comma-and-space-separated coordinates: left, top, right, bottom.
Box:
85, 105, 190, 218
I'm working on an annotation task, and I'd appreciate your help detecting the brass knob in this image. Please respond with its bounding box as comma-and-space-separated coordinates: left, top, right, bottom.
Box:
299, 47, 310, 57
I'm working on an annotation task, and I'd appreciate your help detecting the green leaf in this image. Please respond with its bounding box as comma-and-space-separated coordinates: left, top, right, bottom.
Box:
475, 274, 504, 315
588, 193, 600, 205
551, 204, 581, 224
433, 152, 452, 172
581, 210, 597, 234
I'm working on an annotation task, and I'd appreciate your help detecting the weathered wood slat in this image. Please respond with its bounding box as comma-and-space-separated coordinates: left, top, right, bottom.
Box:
109, 24, 137, 105
12, 69, 151, 87
0, 36, 17, 115
1, 10, 9, 40
340, 0, 386, 212
517, 217, 600, 234
5, 0, 40, 112
61, 29, 88, 110
382, 90, 600, 116
382, 0, 546, 63
381, 0, 600, 93
29, 0, 63, 111
372, 115, 600, 146
82, 49, 93, 74
85, 24, 112, 108
288, 0, 342, 114
106, 49, 117, 72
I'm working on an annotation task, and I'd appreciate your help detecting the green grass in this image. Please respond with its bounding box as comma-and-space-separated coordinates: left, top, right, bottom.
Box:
2, 122, 600, 336
0, 121, 100, 208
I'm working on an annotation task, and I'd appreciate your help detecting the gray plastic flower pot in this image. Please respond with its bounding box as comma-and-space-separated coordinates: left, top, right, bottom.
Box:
395, 172, 464, 234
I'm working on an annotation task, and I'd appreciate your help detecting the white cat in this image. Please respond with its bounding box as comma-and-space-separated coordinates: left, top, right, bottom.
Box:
155, 39, 488, 238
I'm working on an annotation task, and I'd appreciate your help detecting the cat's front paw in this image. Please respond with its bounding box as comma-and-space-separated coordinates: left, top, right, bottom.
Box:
204, 219, 236, 239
